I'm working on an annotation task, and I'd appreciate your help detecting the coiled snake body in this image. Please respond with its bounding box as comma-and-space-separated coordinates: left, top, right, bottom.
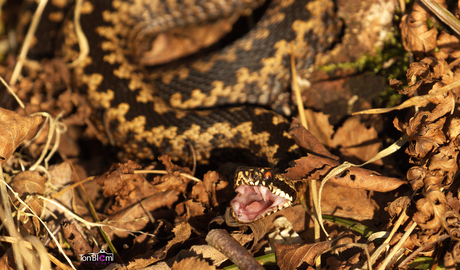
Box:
25, 0, 340, 222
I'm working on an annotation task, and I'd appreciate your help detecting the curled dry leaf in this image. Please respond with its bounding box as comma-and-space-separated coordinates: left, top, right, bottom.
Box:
224, 207, 274, 251
452, 241, 460, 263
0, 108, 43, 163
413, 189, 447, 233
444, 211, 460, 240
400, 0, 438, 54
175, 200, 206, 223
443, 240, 460, 268
191, 171, 229, 208
435, 31, 460, 60
393, 58, 453, 96
394, 112, 446, 159
387, 196, 411, 219
394, 56, 460, 247
153, 155, 193, 193
95, 160, 157, 214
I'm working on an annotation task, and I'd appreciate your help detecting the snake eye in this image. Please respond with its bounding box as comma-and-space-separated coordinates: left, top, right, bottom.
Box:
263, 171, 273, 182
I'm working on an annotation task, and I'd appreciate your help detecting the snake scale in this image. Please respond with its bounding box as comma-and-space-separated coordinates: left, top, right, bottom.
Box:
22, 0, 340, 222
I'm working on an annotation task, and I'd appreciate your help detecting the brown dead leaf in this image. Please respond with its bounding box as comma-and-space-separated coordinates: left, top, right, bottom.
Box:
171, 257, 216, 270
444, 211, 460, 240
0, 108, 43, 163
225, 207, 275, 251
331, 116, 383, 165
0, 248, 15, 270
10, 170, 46, 234
414, 189, 447, 233
303, 110, 335, 148
394, 112, 446, 159
173, 245, 229, 267
192, 171, 229, 208
400, 0, 438, 54
284, 156, 406, 192
283, 154, 338, 182
48, 161, 73, 209
95, 160, 157, 214
175, 200, 206, 222
435, 31, 460, 60
125, 223, 192, 269
104, 189, 180, 239
61, 219, 93, 257
153, 155, 193, 193
289, 118, 338, 160
274, 240, 333, 270
131, 223, 192, 268
159, 155, 193, 174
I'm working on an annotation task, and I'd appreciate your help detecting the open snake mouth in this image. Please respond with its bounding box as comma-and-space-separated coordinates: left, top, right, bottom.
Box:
231, 185, 292, 223
230, 167, 296, 223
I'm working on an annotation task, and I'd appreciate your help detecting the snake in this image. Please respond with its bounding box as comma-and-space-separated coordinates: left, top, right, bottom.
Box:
21, 0, 340, 223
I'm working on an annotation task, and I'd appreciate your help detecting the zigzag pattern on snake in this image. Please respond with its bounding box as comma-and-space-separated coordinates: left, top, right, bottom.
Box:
20, 0, 339, 170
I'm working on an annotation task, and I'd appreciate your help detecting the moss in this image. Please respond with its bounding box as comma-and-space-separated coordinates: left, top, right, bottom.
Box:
319, 26, 409, 108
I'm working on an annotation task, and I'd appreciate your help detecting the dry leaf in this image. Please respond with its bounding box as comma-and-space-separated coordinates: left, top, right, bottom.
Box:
303, 110, 335, 147
61, 219, 93, 257
104, 190, 180, 238
0, 108, 43, 163
274, 241, 333, 270
95, 160, 157, 214
289, 118, 338, 160
153, 155, 193, 193
10, 170, 46, 234
173, 245, 229, 267
331, 116, 383, 165
171, 257, 215, 270
435, 31, 460, 60
284, 156, 406, 192
400, 1, 438, 54
125, 223, 192, 269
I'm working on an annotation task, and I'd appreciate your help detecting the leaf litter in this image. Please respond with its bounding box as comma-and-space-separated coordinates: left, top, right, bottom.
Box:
3, 0, 460, 269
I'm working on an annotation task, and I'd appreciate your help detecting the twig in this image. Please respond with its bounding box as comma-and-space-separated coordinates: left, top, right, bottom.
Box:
0, 75, 24, 108
290, 47, 321, 269
134, 169, 201, 182
10, 0, 49, 86
67, 0, 89, 68
420, 0, 460, 36
206, 229, 264, 270
377, 222, 418, 270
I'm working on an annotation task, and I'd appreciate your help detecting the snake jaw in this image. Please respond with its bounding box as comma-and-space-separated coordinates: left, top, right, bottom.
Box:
231, 184, 292, 223
231, 167, 296, 223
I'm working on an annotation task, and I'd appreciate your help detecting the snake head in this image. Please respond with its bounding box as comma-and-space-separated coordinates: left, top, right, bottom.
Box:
230, 166, 297, 223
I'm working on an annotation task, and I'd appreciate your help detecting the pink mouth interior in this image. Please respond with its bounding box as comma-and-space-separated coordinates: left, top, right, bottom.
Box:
230, 185, 289, 223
